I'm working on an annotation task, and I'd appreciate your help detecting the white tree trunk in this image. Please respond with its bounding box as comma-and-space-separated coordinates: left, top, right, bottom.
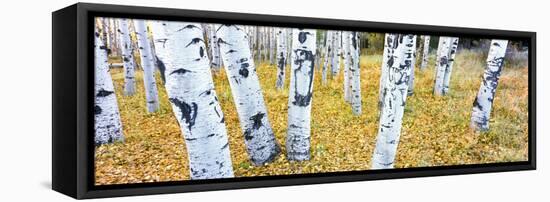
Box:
276, 28, 288, 89
378, 33, 397, 109
322, 31, 333, 83
420, 35, 430, 70
104, 18, 112, 55
433, 36, 452, 96
154, 21, 234, 179
100, 18, 109, 48
441, 37, 460, 95
350, 32, 362, 115
210, 24, 222, 69
149, 20, 171, 85
201, 24, 214, 62
108, 18, 118, 56
270, 27, 276, 65
134, 20, 160, 112
342, 31, 351, 103
217, 25, 281, 165
117, 19, 136, 96
94, 26, 124, 145
255, 27, 261, 62
407, 35, 418, 96
286, 29, 316, 161
371, 34, 416, 169
331, 31, 341, 75
471, 39, 508, 132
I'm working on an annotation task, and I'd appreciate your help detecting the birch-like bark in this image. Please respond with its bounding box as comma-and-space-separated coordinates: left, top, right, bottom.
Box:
442, 37, 459, 95
108, 18, 118, 56
342, 31, 352, 103
255, 27, 261, 63
433, 36, 452, 96
286, 29, 316, 161
331, 31, 342, 75
146, 24, 166, 86
156, 22, 234, 179
407, 35, 418, 96
217, 25, 281, 165
117, 19, 136, 96
371, 34, 415, 169
104, 18, 112, 55
276, 28, 288, 89
149, 20, 171, 87
378, 34, 397, 109
100, 18, 109, 47
420, 35, 430, 70
210, 24, 222, 69
134, 20, 160, 112
471, 39, 508, 132
270, 27, 276, 65
94, 27, 124, 145
201, 24, 213, 62
114, 19, 122, 56
322, 31, 333, 83
350, 32, 362, 115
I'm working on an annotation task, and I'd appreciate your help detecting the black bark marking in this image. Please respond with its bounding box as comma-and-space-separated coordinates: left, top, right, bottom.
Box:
169, 98, 198, 130
473, 97, 483, 111
156, 38, 168, 48
244, 129, 253, 141
249, 112, 265, 130
213, 105, 221, 118
155, 55, 166, 84
351, 32, 358, 49
221, 142, 229, 149
217, 38, 231, 46
190, 168, 198, 176
298, 31, 312, 44
96, 89, 114, 97
439, 56, 448, 67
199, 46, 205, 58
387, 55, 395, 69
239, 65, 249, 78
289, 124, 300, 129
94, 105, 102, 115
292, 49, 315, 107
226, 49, 238, 54
278, 52, 286, 72
99, 45, 112, 55
185, 38, 204, 47
176, 24, 200, 32
199, 89, 212, 96
170, 68, 192, 75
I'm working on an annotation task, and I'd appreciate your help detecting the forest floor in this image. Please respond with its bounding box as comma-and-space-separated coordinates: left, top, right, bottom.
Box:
95, 50, 529, 185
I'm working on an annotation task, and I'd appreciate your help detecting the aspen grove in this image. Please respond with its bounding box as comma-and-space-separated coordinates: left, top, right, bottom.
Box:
93, 17, 529, 184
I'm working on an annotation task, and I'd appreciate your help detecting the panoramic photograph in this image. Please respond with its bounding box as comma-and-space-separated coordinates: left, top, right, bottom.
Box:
93, 17, 529, 185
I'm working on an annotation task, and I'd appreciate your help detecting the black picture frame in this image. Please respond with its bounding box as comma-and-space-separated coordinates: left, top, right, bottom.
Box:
52, 2, 536, 199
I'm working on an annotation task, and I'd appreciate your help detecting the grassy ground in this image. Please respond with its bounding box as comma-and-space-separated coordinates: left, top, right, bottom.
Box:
95, 50, 528, 185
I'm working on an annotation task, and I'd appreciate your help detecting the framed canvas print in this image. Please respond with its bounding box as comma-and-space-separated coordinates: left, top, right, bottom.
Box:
52, 3, 536, 199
